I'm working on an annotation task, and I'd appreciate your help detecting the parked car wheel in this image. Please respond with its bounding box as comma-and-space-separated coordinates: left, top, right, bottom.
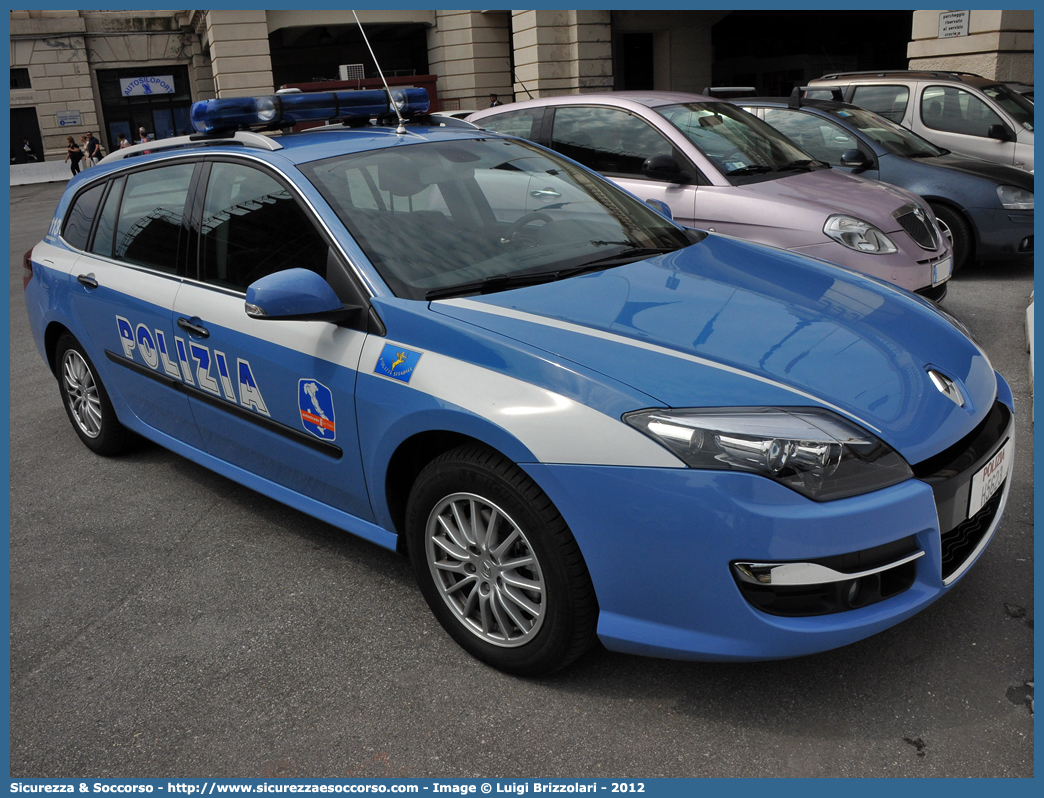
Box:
405, 444, 598, 675
55, 334, 136, 455
930, 203, 973, 271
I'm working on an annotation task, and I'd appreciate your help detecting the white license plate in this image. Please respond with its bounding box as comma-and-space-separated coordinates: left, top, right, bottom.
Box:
933, 257, 953, 285
968, 438, 1013, 518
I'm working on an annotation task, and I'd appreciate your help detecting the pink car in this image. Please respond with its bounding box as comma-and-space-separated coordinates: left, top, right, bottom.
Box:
470, 92, 953, 300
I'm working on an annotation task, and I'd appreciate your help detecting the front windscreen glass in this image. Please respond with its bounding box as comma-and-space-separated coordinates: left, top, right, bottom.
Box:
300, 137, 692, 300
825, 106, 945, 158
981, 83, 1034, 131
654, 101, 812, 181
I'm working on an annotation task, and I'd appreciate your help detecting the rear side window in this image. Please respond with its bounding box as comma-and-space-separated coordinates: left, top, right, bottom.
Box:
476, 107, 545, 140
90, 176, 125, 259
200, 161, 328, 292
550, 106, 674, 177
921, 85, 1004, 138
115, 163, 195, 274
62, 183, 105, 251
851, 85, 910, 123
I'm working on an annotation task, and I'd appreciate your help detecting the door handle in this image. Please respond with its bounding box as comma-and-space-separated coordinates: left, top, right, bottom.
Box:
76, 273, 98, 289
177, 317, 210, 338
530, 188, 562, 199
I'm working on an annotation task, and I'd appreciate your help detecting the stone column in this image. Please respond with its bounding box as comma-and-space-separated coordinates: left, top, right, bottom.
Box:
426, 10, 512, 110
908, 9, 1034, 82
205, 9, 274, 97
511, 9, 612, 99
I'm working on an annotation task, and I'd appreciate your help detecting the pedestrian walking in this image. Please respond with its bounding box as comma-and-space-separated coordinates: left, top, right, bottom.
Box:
118, 132, 130, 150
86, 132, 102, 165
489, 93, 503, 107
64, 136, 83, 176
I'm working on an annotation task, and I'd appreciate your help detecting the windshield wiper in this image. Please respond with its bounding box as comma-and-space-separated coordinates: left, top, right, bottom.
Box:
726, 164, 775, 175
424, 247, 677, 300
778, 159, 827, 170
577, 246, 677, 268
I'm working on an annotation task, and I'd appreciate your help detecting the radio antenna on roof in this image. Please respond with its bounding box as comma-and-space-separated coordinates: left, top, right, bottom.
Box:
352, 10, 407, 134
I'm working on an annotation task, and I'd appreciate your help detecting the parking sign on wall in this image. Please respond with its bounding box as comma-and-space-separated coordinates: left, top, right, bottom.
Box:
56, 110, 82, 127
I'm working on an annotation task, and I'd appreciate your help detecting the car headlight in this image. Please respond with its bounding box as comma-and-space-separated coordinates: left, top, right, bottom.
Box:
996, 185, 1033, 210
823, 215, 898, 254
624, 407, 912, 501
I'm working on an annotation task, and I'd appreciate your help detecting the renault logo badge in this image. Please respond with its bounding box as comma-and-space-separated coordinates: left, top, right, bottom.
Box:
927, 369, 964, 407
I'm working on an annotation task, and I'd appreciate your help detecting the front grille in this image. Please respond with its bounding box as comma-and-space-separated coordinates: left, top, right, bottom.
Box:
912, 400, 1012, 583
894, 205, 939, 250
913, 401, 1009, 484
940, 481, 1005, 581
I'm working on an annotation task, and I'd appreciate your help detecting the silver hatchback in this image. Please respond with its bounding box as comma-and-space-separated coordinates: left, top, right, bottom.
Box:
807, 71, 1034, 172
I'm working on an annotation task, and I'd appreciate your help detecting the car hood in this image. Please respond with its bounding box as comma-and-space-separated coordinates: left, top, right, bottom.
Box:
916, 151, 1035, 189
735, 169, 920, 232
430, 234, 996, 465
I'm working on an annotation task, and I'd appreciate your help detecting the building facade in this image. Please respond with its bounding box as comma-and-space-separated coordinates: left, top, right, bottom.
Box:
10, 9, 1034, 162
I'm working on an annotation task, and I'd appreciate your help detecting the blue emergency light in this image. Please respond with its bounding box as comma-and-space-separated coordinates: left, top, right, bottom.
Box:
189, 87, 430, 133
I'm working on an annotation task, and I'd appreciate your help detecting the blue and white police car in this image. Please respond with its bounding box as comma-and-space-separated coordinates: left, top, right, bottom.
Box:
24, 88, 1014, 674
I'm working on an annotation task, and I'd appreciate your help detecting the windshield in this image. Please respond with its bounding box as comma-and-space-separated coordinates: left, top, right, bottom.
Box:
654, 101, 812, 179
981, 83, 1034, 131
826, 106, 945, 157
300, 137, 691, 300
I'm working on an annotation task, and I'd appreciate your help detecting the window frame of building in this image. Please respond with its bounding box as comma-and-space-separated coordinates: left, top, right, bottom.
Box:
11, 68, 32, 90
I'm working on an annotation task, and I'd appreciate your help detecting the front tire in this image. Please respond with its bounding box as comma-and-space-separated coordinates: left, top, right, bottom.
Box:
930, 203, 972, 271
55, 334, 136, 455
405, 445, 597, 675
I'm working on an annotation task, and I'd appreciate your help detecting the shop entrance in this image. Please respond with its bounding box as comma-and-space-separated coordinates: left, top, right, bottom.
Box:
96, 65, 193, 152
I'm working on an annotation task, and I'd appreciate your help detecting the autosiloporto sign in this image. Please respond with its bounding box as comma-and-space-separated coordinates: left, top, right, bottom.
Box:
120, 75, 175, 97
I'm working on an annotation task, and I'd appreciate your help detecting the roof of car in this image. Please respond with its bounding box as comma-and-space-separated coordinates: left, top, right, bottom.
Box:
737, 97, 856, 112
96, 122, 495, 171
471, 90, 718, 117
811, 70, 993, 87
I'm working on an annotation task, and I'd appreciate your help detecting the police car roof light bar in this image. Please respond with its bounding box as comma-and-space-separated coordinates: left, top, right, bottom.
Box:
352, 10, 408, 135
188, 88, 429, 134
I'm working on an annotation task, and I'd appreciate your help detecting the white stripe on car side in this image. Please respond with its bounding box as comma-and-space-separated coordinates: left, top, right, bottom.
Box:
434, 297, 882, 433
174, 282, 368, 368
361, 337, 684, 468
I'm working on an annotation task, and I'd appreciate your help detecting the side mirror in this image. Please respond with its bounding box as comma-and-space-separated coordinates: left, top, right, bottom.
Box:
642, 154, 688, 184
644, 198, 673, 220
840, 148, 871, 168
245, 268, 361, 323
987, 123, 1014, 141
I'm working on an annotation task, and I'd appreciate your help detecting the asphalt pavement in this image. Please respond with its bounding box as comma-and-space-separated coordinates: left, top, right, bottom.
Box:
8, 181, 1034, 777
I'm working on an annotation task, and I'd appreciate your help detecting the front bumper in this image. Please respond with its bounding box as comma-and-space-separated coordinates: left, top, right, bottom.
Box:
787, 236, 951, 293
969, 208, 1034, 262
523, 375, 1013, 661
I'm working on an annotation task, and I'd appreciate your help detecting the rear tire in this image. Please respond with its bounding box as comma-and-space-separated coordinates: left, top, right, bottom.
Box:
930, 203, 972, 271
55, 334, 136, 455
405, 444, 598, 675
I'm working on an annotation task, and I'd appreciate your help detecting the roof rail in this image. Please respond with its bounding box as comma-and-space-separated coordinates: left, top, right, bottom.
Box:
816, 69, 984, 81
789, 86, 844, 108
98, 130, 283, 165
702, 86, 756, 96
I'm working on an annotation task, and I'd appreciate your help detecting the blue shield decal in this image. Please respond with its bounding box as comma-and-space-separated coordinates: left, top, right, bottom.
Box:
375, 344, 422, 384
298, 379, 336, 441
